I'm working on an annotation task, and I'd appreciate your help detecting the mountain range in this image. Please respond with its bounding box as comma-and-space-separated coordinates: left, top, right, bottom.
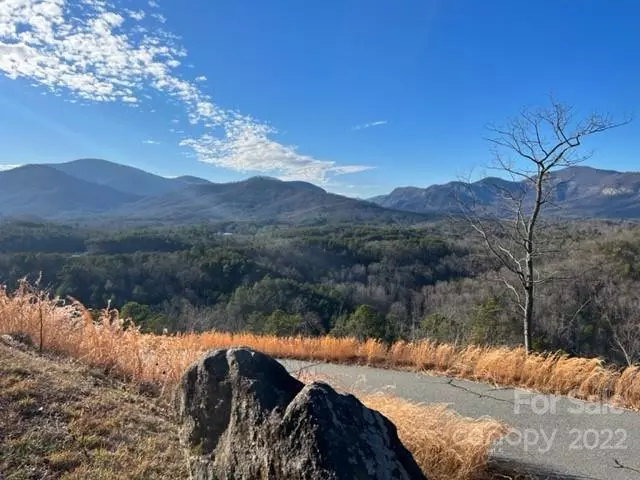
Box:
370, 166, 640, 219
0, 159, 426, 225
1, 159, 639, 225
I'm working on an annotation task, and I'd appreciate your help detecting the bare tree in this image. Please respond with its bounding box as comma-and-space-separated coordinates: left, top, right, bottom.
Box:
462, 98, 629, 352
607, 316, 640, 366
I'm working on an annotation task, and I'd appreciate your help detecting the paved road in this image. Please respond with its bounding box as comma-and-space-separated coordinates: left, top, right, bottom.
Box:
280, 360, 640, 480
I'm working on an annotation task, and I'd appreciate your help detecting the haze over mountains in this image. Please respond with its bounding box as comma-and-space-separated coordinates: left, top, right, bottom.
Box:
1, 159, 639, 225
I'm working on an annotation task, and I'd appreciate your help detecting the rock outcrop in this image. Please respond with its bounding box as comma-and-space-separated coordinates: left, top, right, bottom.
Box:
177, 347, 427, 480
0, 333, 30, 350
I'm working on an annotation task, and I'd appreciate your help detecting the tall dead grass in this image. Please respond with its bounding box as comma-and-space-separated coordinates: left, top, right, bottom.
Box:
362, 395, 506, 480
294, 368, 507, 480
1, 282, 638, 410
0, 282, 512, 479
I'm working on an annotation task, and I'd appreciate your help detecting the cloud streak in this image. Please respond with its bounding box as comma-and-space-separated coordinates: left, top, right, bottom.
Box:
353, 120, 388, 130
0, 0, 370, 184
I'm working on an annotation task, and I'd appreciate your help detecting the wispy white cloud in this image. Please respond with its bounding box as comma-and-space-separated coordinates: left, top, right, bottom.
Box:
0, 164, 22, 171
353, 120, 388, 130
180, 123, 373, 183
142, 139, 161, 145
194, 75, 206, 82
0, 0, 370, 185
148, 0, 159, 8
151, 12, 166, 24
125, 9, 145, 21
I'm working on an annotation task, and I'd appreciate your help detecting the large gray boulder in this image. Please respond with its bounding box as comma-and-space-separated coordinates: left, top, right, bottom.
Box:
177, 348, 427, 480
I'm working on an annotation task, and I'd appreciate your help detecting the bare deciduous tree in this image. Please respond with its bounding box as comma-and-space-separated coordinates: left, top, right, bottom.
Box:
462, 98, 629, 352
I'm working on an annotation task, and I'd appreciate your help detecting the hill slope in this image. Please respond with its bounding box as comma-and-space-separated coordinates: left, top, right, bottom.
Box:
112, 176, 427, 224
548, 166, 640, 217
0, 164, 140, 219
0, 339, 186, 479
371, 166, 640, 218
50, 158, 210, 196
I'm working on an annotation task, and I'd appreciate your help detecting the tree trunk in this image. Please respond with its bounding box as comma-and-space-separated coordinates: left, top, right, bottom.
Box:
522, 166, 543, 354
523, 286, 534, 353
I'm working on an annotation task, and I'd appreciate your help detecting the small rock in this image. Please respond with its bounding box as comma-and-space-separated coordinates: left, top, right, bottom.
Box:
1, 334, 28, 350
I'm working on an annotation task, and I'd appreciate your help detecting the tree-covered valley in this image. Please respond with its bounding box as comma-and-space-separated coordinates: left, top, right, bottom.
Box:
2, 218, 639, 365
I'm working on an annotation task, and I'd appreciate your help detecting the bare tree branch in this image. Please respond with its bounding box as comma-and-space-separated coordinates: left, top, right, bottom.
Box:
459, 97, 629, 352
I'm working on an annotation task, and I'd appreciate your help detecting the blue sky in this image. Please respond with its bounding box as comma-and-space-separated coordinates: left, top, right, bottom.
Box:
0, 0, 638, 197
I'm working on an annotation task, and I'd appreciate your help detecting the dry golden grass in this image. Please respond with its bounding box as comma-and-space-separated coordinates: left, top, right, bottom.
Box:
1, 282, 638, 411
362, 395, 507, 480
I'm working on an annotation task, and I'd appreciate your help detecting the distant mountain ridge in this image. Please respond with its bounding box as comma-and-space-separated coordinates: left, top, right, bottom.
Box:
0, 164, 139, 217
2, 160, 639, 225
50, 158, 211, 196
0, 159, 427, 225
370, 166, 640, 219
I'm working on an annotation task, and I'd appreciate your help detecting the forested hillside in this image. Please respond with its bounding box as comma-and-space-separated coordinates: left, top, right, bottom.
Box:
1, 219, 639, 364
